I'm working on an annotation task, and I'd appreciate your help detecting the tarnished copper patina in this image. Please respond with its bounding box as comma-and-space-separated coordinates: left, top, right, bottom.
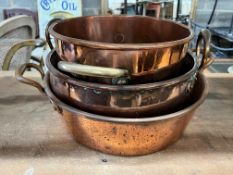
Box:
46, 16, 194, 83
35, 72, 209, 156
45, 50, 202, 117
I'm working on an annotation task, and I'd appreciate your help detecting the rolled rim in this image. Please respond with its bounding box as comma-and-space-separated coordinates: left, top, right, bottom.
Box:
48, 15, 194, 50
46, 50, 198, 91
44, 72, 208, 123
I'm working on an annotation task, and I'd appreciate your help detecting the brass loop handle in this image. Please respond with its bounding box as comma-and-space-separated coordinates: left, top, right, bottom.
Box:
45, 18, 63, 50
2, 39, 45, 70
58, 61, 129, 78
196, 29, 213, 71
15, 63, 45, 95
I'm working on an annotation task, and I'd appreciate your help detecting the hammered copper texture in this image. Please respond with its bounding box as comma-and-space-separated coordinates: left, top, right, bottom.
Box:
62, 111, 194, 156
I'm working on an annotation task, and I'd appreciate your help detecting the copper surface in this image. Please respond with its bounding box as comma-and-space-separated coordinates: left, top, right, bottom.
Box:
46, 50, 199, 117
44, 73, 208, 156
46, 16, 193, 83
15, 62, 208, 156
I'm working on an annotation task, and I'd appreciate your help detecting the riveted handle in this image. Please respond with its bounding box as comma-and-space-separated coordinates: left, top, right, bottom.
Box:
15, 63, 45, 95
196, 29, 214, 71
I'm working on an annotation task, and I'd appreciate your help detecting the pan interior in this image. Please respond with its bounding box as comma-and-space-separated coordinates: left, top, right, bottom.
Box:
53, 16, 191, 44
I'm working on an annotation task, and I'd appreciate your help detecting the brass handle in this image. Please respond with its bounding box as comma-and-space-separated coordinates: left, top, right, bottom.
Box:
45, 18, 62, 50
15, 63, 45, 95
2, 39, 45, 70
196, 29, 214, 71
58, 61, 129, 78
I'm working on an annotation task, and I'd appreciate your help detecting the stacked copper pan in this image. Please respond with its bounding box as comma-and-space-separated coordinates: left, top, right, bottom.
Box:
16, 16, 213, 156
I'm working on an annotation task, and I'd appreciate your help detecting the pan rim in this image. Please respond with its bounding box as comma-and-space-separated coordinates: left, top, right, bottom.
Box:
44, 72, 208, 123
49, 15, 194, 50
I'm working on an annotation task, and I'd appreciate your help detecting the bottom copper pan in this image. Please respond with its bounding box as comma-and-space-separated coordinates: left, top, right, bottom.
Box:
42, 73, 207, 156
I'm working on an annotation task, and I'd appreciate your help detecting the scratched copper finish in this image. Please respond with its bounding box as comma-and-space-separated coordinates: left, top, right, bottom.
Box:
46, 16, 193, 83
46, 50, 199, 117
44, 73, 207, 156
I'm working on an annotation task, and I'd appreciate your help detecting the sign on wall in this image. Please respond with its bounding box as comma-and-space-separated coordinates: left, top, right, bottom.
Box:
37, 0, 82, 38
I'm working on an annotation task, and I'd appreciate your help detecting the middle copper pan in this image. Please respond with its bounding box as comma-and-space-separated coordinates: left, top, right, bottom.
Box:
46, 50, 208, 117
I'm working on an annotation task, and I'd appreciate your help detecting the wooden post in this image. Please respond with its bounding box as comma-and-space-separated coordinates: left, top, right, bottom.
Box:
176, 0, 180, 20
124, 0, 127, 14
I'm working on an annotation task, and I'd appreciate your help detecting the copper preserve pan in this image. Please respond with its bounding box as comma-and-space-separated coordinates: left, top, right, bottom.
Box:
15, 69, 208, 156
45, 16, 194, 84
16, 49, 210, 118
45, 50, 204, 118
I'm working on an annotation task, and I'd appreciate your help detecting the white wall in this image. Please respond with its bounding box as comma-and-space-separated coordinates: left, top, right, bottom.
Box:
181, 0, 192, 15
173, 0, 192, 19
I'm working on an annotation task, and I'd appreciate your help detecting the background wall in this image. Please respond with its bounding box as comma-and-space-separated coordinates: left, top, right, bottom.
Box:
0, 0, 104, 21
82, 0, 101, 16
108, 0, 135, 14
0, 0, 193, 21
0, 0, 37, 21
108, 0, 192, 18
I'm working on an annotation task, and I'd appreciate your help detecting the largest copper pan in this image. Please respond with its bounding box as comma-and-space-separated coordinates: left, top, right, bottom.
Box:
16, 69, 208, 156
46, 16, 194, 83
